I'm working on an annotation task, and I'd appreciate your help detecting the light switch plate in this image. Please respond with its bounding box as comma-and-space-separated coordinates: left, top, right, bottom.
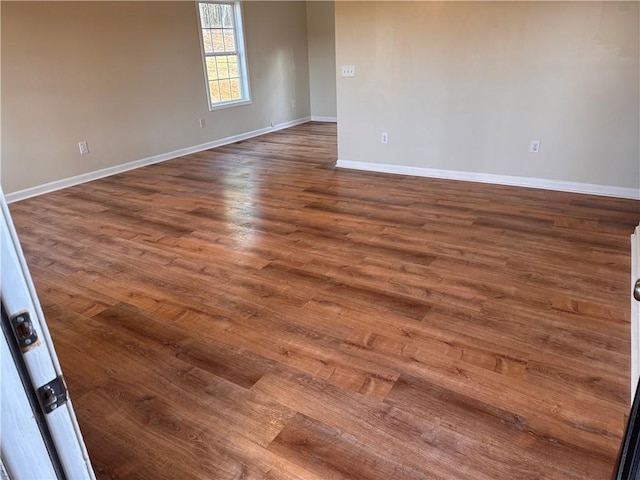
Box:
341, 65, 355, 77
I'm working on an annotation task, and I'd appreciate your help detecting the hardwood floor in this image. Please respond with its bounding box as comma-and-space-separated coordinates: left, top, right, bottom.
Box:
9, 122, 640, 479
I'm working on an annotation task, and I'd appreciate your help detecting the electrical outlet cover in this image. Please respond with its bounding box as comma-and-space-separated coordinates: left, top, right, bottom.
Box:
530, 140, 541, 153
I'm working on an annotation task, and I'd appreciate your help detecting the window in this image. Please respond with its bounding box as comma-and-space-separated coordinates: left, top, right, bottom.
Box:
197, 1, 251, 110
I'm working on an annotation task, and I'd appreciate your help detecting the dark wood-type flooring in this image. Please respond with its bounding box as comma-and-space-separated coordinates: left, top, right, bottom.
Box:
9, 122, 640, 479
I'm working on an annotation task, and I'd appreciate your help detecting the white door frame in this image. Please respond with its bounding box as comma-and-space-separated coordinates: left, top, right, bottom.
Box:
2, 308, 59, 479
1, 186, 95, 479
632, 225, 640, 400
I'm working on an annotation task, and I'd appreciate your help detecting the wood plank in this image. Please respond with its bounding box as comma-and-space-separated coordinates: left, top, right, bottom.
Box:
269, 413, 431, 480
385, 374, 615, 479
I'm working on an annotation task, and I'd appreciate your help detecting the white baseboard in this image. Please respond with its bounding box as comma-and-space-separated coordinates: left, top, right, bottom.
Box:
310, 116, 337, 123
5, 117, 311, 203
336, 160, 640, 200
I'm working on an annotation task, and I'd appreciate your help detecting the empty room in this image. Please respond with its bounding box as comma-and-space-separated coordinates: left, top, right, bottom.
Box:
2, 1, 639, 479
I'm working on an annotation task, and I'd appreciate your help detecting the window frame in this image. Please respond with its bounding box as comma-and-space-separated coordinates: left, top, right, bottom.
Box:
196, 1, 252, 111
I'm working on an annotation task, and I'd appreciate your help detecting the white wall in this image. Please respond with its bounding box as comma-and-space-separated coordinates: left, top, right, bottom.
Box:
4, 1, 638, 198
306, 1, 337, 120
335, 1, 640, 192
1, 1, 311, 195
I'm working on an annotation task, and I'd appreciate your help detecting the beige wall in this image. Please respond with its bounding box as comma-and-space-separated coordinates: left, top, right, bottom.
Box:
336, 1, 640, 189
1, 1, 310, 194
306, 1, 337, 119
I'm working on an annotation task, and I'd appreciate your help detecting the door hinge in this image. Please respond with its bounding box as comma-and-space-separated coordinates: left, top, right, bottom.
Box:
8, 310, 40, 352
38, 376, 68, 414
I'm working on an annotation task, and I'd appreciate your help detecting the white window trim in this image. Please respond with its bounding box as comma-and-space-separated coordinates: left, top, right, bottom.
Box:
196, 1, 252, 111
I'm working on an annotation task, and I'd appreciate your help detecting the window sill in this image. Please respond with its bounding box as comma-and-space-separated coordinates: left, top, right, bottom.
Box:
209, 98, 252, 112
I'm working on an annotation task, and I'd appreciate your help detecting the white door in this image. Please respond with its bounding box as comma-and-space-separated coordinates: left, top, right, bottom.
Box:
1, 186, 95, 479
631, 225, 640, 400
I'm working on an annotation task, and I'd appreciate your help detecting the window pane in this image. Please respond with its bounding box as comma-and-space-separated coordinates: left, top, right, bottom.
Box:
212, 29, 224, 52
198, 4, 206, 26
212, 4, 223, 27
219, 79, 232, 101
228, 56, 239, 77
206, 57, 219, 80
202, 29, 214, 54
216, 56, 230, 79
209, 81, 221, 103
199, 3, 215, 28
223, 29, 236, 52
229, 78, 241, 100
221, 4, 234, 27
